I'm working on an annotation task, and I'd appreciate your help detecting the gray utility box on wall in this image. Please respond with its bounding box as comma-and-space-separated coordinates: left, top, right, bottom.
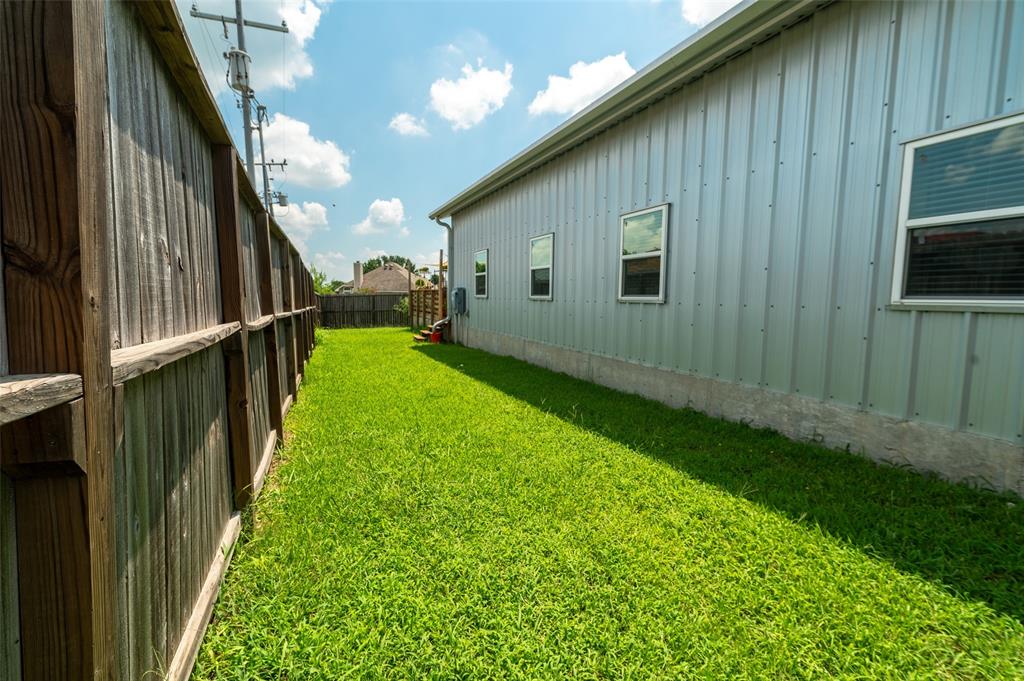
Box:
453, 287, 467, 315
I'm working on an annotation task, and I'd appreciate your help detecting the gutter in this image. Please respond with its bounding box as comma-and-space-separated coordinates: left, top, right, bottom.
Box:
428, 0, 823, 220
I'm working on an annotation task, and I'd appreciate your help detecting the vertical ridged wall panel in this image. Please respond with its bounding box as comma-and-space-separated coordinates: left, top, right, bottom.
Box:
452, 0, 1024, 446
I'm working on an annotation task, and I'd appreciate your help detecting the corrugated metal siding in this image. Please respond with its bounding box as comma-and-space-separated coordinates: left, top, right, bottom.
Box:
452, 0, 1024, 445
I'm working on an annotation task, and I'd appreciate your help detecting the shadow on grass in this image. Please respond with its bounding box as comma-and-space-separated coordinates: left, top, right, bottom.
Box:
413, 342, 1024, 623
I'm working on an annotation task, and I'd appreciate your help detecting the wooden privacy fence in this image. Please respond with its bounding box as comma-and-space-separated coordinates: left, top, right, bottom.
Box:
318, 293, 408, 328
0, 2, 318, 680
410, 288, 448, 329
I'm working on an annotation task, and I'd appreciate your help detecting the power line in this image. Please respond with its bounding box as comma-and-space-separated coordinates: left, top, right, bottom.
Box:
190, 1, 288, 182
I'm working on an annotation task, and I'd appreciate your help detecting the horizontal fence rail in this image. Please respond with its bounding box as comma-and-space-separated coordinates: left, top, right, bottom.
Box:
318, 293, 408, 328
0, 1, 319, 679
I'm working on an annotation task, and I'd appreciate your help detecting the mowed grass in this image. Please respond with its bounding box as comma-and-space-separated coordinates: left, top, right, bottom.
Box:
193, 328, 1024, 679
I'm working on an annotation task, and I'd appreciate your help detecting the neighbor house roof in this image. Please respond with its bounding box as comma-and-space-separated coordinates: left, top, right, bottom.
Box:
359, 263, 430, 293
429, 0, 823, 220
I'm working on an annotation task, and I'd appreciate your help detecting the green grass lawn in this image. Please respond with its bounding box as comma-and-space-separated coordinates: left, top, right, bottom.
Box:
193, 327, 1024, 679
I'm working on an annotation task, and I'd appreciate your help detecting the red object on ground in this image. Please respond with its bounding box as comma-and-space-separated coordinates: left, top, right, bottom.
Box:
430, 331, 442, 343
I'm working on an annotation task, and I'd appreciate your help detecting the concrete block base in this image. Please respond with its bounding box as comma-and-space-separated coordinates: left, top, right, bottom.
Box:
456, 325, 1024, 496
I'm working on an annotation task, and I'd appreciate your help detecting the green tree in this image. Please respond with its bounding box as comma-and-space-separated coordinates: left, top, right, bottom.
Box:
328, 279, 344, 292
363, 255, 417, 274
310, 266, 334, 296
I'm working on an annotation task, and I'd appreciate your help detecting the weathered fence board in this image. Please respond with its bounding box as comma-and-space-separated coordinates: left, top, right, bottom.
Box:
118, 341, 234, 680
0, 474, 17, 680
319, 293, 408, 328
0, 1, 319, 679
248, 331, 273, 481
276, 322, 290, 407
108, 0, 223, 350
271, 238, 285, 314
241, 203, 263, 324
0, 195, 13, 681
410, 288, 447, 329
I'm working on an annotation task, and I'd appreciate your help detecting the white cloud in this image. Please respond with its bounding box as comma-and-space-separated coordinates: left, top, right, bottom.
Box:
430, 61, 514, 130
989, 124, 1024, 156
528, 53, 636, 117
276, 200, 328, 255
353, 198, 406, 235
681, 0, 742, 26
389, 113, 429, 137
312, 250, 347, 280
262, 113, 351, 189
180, 0, 327, 94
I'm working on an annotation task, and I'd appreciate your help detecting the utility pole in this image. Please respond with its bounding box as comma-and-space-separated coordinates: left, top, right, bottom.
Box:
190, 1, 288, 181
255, 104, 288, 215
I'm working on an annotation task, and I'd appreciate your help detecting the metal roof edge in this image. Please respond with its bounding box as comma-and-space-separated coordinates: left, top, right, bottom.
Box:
428, 0, 824, 220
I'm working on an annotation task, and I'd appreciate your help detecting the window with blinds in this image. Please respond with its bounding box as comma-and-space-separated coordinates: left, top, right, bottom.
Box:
893, 113, 1024, 308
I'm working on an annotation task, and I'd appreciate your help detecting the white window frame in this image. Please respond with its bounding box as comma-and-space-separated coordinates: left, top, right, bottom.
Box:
474, 249, 488, 299
618, 204, 669, 303
890, 111, 1024, 312
528, 233, 554, 301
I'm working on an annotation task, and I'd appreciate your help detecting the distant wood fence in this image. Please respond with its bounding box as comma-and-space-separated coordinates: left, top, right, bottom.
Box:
0, 2, 317, 680
318, 293, 407, 328
411, 288, 447, 329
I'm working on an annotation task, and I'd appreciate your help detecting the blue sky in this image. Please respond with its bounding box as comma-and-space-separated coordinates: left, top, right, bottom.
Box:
178, 0, 738, 282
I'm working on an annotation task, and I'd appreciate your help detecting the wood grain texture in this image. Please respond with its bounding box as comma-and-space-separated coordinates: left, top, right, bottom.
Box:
252, 431, 276, 499
275, 321, 290, 408
0, 2, 118, 679
263, 325, 284, 441
283, 246, 296, 312
110, 322, 239, 384
0, 2, 315, 680
164, 512, 240, 681
111, 384, 129, 681
212, 145, 255, 510
107, 2, 222, 348
1, 399, 88, 479
116, 347, 232, 679
270, 235, 285, 314
255, 216, 283, 441
240, 203, 263, 324
284, 320, 298, 400
247, 332, 271, 479
0, 472, 20, 681
3, 401, 89, 678
0, 374, 84, 426
131, 1, 232, 146
320, 293, 408, 329
247, 314, 275, 331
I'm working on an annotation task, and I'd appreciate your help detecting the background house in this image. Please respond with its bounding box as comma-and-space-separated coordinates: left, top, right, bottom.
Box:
431, 0, 1024, 495
343, 260, 431, 294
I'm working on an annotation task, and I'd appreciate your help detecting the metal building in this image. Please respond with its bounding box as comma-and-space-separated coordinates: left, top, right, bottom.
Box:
429, 0, 1024, 495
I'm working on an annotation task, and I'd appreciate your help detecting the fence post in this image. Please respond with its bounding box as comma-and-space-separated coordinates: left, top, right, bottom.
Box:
293, 255, 305, 375
255, 215, 283, 442
0, 2, 118, 678
282, 247, 298, 399
211, 146, 255, 510
291, 251, 306, 383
